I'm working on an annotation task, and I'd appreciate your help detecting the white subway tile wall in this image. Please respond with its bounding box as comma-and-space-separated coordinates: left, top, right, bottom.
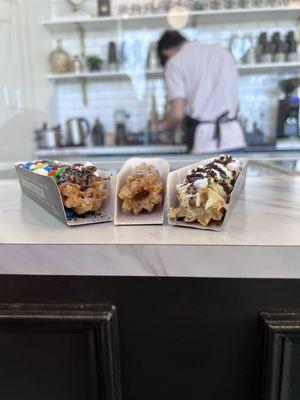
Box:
50, 0, 298, 140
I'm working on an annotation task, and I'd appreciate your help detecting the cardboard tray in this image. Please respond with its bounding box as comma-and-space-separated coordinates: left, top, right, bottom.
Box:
167, 158, 248, 231
114, 157, 169, 226
15, 165, 115, 226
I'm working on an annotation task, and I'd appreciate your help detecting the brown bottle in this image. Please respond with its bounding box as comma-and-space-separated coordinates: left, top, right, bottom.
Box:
92, 119, 105, 146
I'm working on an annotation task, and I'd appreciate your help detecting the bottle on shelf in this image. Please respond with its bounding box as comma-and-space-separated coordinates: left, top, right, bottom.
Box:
49, 39, 72, 74
286, 31, 298, 62
115, 110, 129, 145
256, 32, 267, 63
71, 55, 84, 74
271, 32, 286, 63
107, 41, 118, 71
260, 38, 272, 64
147, 42, 159, 70
91, 119, 105, 146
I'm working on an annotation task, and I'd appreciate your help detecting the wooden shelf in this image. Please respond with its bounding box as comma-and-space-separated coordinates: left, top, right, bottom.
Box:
42, 6, 300, 33
47, 69, 163, 81
237, 62, 300, 74
47, 62, 300, 82
276, 139, 300, 150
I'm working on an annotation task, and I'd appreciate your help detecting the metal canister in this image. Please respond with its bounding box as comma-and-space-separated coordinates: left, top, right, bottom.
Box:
35, 123, 61, 149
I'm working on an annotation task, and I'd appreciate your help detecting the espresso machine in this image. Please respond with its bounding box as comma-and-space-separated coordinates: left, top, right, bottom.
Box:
277, 78, 300, 139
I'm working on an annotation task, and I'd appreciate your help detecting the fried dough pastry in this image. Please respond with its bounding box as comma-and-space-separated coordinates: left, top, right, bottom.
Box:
57, 163, 108, 215
59, 178, 108, 215
169, 187, 227, 226
119, 163, 164, 215
168, 155, 243, 227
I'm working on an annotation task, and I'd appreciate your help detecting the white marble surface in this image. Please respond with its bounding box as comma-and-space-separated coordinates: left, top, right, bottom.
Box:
0, 244, 299, 279
0, 168, 299, 278
0, 176, 299, 246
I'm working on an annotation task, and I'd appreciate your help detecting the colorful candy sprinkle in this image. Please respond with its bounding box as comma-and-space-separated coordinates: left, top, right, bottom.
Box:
18, 161, 98, 183
33, 168, 48, 176
23, 162, 33, 170
55, 168, 64, 177
65, 208, 76, 219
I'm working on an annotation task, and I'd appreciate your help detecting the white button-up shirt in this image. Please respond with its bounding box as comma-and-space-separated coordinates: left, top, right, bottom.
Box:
165, 42, 246, 154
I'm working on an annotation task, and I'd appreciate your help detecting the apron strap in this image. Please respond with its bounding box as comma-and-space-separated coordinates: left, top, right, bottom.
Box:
183, 115, 200, 152
214, 111, 230, 148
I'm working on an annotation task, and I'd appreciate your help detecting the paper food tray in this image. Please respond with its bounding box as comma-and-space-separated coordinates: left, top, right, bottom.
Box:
167, 158, 248, 232
114, 157, 169, 226
15, 165, 115, 227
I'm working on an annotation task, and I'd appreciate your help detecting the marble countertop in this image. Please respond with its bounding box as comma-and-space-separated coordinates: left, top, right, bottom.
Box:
0, 175, 300, 246
0, 159, 300, 278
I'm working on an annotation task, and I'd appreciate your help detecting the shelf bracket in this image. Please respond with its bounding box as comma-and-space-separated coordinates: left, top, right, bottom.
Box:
76, 23, 86, 59
75, 23, 88, 106
81, 78, 88, 107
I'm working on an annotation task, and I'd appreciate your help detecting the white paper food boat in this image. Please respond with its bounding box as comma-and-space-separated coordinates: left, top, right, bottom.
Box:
167, 157, 248, 232
15, 163, 116, 227
114, 157, 169, 226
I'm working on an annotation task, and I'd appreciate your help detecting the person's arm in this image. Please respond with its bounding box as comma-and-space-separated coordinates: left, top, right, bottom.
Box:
167, 98, 185, 127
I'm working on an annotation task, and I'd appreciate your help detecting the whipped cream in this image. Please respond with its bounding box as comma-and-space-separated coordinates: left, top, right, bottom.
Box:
193, 177, 209, 190
227, 161, 242, 174
84, 161, 94, 168
214, 163, 233, 180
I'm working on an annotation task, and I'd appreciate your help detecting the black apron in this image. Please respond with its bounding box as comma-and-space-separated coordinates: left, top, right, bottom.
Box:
183, 111, 238, 153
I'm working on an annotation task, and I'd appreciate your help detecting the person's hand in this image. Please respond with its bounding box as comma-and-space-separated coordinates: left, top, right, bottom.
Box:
161, 118, 170, 131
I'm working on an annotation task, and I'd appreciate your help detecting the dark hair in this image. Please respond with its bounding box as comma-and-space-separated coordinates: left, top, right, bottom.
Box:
157, 30, 187, 66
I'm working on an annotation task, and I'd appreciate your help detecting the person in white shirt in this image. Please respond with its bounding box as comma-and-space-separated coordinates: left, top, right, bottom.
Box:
157, 31, 246, 154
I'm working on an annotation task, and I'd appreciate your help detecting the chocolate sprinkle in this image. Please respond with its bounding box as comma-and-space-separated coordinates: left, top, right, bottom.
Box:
181, 155, 240, 204
56, 165, 98, 191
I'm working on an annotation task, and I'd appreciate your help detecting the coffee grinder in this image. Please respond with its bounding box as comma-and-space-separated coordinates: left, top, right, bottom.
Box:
277, 77, 300, 139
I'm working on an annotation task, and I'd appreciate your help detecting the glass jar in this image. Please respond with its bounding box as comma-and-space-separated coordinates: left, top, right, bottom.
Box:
49, 39, 72, 74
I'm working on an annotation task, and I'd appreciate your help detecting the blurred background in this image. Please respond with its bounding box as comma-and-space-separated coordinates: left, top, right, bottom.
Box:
1, 0, 300, 162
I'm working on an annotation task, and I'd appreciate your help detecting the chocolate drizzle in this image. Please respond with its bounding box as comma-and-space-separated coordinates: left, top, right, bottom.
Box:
185, 155, 234, 185
56, 165, 98, 191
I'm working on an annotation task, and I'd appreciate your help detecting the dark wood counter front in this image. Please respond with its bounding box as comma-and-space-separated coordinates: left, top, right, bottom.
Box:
0, 275, 300, 400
